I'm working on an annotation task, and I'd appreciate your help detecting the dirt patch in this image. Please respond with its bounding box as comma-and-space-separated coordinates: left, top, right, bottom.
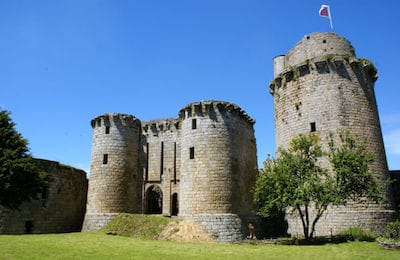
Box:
158, 219, 214, 243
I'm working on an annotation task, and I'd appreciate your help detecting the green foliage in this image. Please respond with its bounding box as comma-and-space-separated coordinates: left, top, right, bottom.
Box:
338, 227, 377, 242
328, 131, 382, 204
0, 110, 48, 209
101, 213, 178, 239
254, 134, 334, 240
254, 132, 383, 240
384, 221, 400, 239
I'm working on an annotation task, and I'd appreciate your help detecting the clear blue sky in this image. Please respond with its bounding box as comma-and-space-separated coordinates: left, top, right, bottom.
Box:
1, 1, 399, 174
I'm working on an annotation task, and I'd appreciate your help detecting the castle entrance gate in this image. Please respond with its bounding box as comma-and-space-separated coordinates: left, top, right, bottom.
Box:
145, 185, 163, 214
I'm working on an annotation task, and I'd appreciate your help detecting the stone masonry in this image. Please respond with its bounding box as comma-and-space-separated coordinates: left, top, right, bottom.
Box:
82, 100, 259, 242
0, 159, 87, 234
269, 32, 396, 236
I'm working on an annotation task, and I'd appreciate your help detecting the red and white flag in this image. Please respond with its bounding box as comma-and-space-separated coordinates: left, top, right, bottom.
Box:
319, 4, 333, 29
319, 5, 330, 17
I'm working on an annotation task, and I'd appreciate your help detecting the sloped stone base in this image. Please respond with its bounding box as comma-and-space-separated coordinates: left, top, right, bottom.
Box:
181, 213, 259, 243
81, 213, 118, 232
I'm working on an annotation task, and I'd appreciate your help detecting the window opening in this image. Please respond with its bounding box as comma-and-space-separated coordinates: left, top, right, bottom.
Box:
105, 126, 110, 134
310, 122, 316, 132
189, 147, 195, 159
192, 118, 197, 129
103, 154, 108, 164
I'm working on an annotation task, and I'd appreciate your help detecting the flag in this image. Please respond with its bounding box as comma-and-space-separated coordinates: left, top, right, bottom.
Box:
319, 5, 330, 17
319, 4, 333, 29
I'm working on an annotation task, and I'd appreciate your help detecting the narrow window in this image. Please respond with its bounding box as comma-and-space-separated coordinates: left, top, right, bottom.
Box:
103, 154, 108, 164
189, 147, 195, 159
145, 143, 149, 182
192, 118, 197, 129
160, 142, 164, 177
173, 142, 177, 184
310, 122, 316, 132
105, 126, 110, 134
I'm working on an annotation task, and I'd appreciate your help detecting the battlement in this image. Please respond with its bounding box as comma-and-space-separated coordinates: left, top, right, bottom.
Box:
90, 113, 141, 129
142, 118, 180, 134
178, 100, 255, 125
269, 56, 378, 94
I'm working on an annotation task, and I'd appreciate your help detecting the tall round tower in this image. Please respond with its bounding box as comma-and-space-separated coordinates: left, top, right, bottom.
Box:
269, 32, 395, 235
178, 100, 258, 242
82, 114, 142, 231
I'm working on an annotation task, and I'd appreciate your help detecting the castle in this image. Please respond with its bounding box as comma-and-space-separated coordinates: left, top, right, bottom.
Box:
81, 101, 259, 242
1, 32, 398, 242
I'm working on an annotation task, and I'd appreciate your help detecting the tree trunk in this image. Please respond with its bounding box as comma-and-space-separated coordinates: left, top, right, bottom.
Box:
296, 205, 309, 240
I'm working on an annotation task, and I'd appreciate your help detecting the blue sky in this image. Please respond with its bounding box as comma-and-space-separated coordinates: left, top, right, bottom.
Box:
1, 1, 399, 174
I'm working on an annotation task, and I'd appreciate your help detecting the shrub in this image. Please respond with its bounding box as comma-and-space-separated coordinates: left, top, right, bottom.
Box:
384, 221, 400, 239
338, 227, 377, 242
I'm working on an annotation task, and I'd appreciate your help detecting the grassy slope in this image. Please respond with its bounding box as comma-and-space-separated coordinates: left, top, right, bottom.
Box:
1, 232, 400, 260
101, 213, 178, 239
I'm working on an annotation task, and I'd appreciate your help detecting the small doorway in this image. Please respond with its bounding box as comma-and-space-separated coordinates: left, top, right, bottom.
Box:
171, 193, 179, 216
145, 185, 163, 214
25, 220, 33, 234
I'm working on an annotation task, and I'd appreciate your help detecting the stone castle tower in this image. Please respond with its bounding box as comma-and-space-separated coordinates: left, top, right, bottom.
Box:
82, 114, 142, 230
269, 32, 396, 235
82, 101, 258, 242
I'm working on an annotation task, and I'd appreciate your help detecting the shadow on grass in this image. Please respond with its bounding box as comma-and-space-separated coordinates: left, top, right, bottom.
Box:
241, 235, 356, 246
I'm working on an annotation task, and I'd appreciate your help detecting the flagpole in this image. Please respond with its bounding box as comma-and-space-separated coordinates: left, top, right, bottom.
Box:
328, 8, 334, 30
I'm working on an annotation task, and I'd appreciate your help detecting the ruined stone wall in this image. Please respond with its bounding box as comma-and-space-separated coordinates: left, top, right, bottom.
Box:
0, 159, 87, 234
178, 101, 258, 242
141, 118, 181, 216
270, 32, 396, 236
82, 114, 142, 231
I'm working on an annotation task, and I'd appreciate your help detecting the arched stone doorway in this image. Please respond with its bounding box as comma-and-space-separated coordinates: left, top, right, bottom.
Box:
145, 185, 163, 214
171, 193, 178, 216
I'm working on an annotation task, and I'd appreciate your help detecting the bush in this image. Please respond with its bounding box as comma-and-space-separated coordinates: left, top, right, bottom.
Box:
338, 227, 377, 242
384, 221, 400, 239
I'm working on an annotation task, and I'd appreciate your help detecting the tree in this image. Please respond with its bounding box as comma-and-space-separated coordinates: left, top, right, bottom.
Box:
253, 132, 382, 240
0, 110, 47, 209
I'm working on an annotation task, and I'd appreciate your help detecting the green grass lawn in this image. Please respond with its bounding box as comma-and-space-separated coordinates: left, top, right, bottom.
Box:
0, 232, 399, 260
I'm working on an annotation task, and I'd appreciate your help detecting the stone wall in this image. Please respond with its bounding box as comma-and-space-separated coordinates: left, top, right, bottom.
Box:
0, 159, 87, 234
141, 118, 181, 216
270, 32, 396, 236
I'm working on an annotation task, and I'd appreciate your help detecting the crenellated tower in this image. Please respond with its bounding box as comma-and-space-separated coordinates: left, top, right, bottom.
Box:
178, 100, 258, 242
82, 114, 142, 231
269, 32, 396, 235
